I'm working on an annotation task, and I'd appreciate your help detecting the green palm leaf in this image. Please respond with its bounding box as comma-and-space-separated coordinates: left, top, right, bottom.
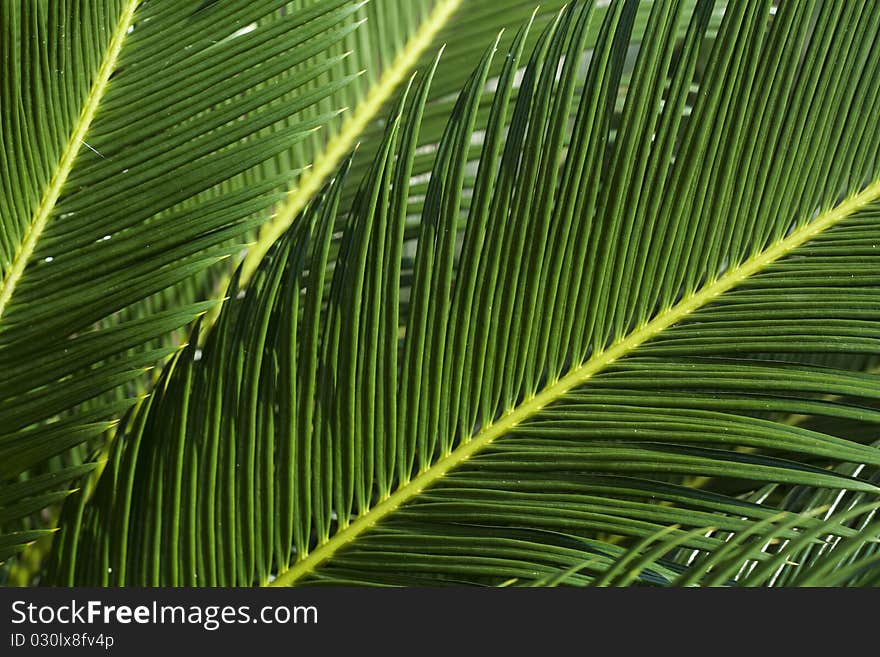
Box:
0, 0, 368, 559
235, 0, 719, 283
566, 488, 880, 587
0, 0, 595, 577
49, 0, 880, 586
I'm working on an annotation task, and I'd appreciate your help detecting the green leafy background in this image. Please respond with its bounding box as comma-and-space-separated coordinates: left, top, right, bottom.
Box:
2, 0, 879, 586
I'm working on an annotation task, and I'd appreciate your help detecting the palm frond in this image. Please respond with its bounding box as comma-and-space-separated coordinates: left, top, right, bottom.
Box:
523, 498, 880, 587
48, 0, 880, 586
236, 0, 714, 281
27, 0, 605, 530
0, 0, 365, 559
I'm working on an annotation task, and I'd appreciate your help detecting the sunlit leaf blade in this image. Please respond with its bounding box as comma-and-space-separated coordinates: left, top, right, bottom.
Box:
50, 0, 880, 586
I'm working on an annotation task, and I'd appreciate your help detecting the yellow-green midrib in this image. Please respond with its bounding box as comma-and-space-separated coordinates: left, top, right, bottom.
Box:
0, 0, 140, 321
271, 177, 880, 587
238, 0, 466, 285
